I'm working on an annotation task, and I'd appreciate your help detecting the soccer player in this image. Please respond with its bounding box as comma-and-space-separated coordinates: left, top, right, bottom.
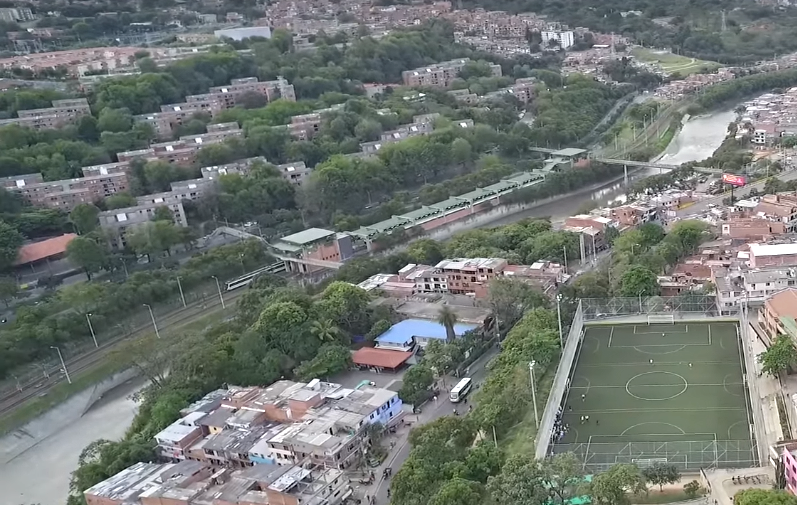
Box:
650, 359, 654, 364
581, 394, 586, 401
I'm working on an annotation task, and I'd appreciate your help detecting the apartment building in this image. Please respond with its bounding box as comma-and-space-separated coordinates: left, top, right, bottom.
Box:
286, 112, 323, 140
117, 124, 243, 166
201, 157, 267, 180
136, 77, 296, 139
0, 98, 91, 130
483, 77, 537, 104
753, 194, 797, 231
721, 216, 788, 240
84, 459, 352, 505
169, 178, 218, 200
541, 30, 575, 49
0, 172, 42, 189
749, 243, 797, 268
610, 202, 658, 227
761, 288, 797, 342
401, 58, 502, 89
135, 99, 225, 140
10, 172, 128, 211
81, 161, 131, 178
277, 161, 311, 186
0, 7, 35, 22
98, 201, 188, 250
562, 214, 614, 257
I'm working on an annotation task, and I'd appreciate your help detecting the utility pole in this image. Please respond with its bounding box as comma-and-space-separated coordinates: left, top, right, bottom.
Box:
51, 346, 71, 384
143, 304, 161, 338
86, 313, 98, 348
556, 295, 564, 347
529, 361, 539, 428
212, 276, 226, 309
176, 276, 187, 308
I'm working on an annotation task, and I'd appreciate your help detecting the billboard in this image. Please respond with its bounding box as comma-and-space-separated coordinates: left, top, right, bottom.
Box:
722, 173, 746, 187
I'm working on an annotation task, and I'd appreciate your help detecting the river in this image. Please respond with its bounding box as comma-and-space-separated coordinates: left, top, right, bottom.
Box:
489, 108, 737, 228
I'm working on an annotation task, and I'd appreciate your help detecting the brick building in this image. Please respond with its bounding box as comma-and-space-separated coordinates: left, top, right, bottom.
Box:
98, 201, 188, 250
0, 98, 91, 130
721, 217, 787, 240
749, 243, 797, 269
117, 124, 243, 165
9, 172, 128, 210
401, 58, 502, 89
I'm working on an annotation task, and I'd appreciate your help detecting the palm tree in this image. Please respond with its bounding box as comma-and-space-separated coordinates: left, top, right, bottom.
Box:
310, 319, 340, 343
437, 305, 458, 343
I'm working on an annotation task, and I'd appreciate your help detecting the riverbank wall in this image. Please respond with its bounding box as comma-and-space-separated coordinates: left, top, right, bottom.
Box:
0, 368, 140, 465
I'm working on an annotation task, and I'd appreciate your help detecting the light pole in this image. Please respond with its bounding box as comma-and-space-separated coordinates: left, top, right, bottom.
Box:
529, 361, 539, 428
86, 313, 98, 348
12, 374, 21, 392
176, 276, 187, 308
239, 253, 246, 275
143, 304, 161, 339
51, 346, 71, 384
212, 276, 226, 309
556, 294, 564, 347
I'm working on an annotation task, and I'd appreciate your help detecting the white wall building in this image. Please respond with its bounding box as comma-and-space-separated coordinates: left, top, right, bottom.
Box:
541, 30, 575, 49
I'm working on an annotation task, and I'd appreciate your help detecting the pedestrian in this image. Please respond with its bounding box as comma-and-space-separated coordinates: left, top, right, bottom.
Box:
662, 333, 665, 337
689, 363, 692, 367
568, 405, 572, 411
581, 394, 586, 401
387, 489, 391, 498
596, 420, 599, 425
585, 415, 590, 422
433, 395, 437, 403
650, 359, 654, 364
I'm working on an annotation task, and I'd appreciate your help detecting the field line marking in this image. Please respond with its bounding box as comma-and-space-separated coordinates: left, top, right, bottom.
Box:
608, 326, 614, 348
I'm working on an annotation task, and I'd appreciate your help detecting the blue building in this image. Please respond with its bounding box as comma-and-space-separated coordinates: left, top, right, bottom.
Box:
376, 318, 479, 349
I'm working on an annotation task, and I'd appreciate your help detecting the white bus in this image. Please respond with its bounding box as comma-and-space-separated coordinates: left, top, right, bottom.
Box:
449, 378, 473, 403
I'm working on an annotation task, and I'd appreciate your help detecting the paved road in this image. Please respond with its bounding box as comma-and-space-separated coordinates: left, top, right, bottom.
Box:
369, 347, 500, 505
676, 169, 797, 217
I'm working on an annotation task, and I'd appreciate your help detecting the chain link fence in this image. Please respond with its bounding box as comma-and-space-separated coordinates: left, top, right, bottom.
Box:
580, 294, 727, 321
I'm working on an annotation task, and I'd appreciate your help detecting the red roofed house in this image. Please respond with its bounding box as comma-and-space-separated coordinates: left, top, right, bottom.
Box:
352, 347, 413, 373
15, 233, 76, 268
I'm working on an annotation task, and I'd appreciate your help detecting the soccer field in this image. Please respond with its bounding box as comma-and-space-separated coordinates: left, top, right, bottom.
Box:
552, 322, 757, 471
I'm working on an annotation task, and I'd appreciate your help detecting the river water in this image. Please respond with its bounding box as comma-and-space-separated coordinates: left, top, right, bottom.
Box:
0, 108, 738, 505
490, 108, 737, 228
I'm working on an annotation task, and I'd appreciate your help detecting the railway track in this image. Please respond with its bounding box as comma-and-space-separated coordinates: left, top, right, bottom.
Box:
0, 289, 247, 418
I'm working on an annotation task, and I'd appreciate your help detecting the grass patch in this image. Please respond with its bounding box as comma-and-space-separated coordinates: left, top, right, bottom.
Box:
0, 305, 235, 437
631, 47, 721, 76
504, 363, 557, 456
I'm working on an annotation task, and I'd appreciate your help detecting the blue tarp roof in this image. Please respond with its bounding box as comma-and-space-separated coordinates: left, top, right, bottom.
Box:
376, 319, 479, 344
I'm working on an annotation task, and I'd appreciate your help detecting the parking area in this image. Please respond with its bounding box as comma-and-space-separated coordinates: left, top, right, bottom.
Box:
333, 368, 406, 391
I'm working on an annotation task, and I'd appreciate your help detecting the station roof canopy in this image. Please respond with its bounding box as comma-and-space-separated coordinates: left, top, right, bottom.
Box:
279, 228, 335, 246
551, 147, 587, 157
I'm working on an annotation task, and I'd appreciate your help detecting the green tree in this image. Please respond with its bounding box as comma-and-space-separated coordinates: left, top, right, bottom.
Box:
105, 193, 137, 210
97, 107, 133, 133
66, 236, 107, 280
488, 276, 549, 334
317, 282, 371, 335
451, 137, 473, 165
544, 453, 586, 505
642, 463, 680, 492
735, 489, 797, 505
620, 265, 660, 297
294, 343, 352, 380
310, 319, 340, 343
0, 221, 23, 271
399, 364, 434, 406
429, 478, 482, 505
152, 206, 174, 222
590, 463, 647, 505
758, 335, 797, 377
69, 203, 100, 235
487, 454, 550, 505
638, 223, 665, 246
0, 277, 19, 307
406, 238, 445, 265
683, 481, 701, 499
438, 305, 458, 343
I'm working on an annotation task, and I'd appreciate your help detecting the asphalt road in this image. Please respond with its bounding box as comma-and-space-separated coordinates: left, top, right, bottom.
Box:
676, 169, 797, 217
372, 346, 500, 504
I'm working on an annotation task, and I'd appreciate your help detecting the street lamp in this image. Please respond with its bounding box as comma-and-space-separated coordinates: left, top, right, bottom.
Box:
556, 294, 564, 348
528, 361, 539, 428
86, 312, 98, 348
143, 304, 161, 339
176, 276, 187, 308
212, 276, 226, 309
51, 346, 71, 384
239, 253, 246, 275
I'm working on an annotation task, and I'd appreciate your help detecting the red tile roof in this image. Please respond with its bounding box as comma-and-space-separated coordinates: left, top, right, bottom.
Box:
15, 233, 77, 265
352, 347, 412, 370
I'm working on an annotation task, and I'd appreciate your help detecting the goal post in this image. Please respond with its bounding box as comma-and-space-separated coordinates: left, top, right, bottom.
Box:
647, 315, 675, 325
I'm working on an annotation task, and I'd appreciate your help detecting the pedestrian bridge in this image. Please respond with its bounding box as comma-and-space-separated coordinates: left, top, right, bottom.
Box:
527, 147, 723, 175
